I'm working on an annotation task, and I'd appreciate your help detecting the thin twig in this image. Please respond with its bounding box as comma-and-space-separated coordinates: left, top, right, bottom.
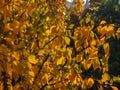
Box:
43, 36, 58, 48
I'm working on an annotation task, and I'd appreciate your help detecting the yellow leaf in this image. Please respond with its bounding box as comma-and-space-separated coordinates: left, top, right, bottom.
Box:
111, 86, 119, 90
44, 74, 49, 83
90, 39, 96, 46
46, 16, 50, 21
29, 77, 34, 84
107, 24, 114, 31
73, 77, 77, 85
31, 0, 35, 3
102, 73, 110, 82
4, 37, 14, 45
87, 78, 94, 88
27, 62, 32, 70
28, 71, 35, 77
98, 36, 105, 46
28, 55, 38, 64
82, 59, 92, 70
67, 48, 72, 56
38, 49, 45, 55
12, 52, 20, 60
13, 60, 18, 66
85, 17, 91, 23
4, 23, 13, 31
57, 56, 64, 65
45, 29, 51, 35
30, 41, 36, 50
116, 28, 120, 33
92, 58, 100, 70
100, 20, 107, 25
103, 43, 110, 54
64, 36, 70, 45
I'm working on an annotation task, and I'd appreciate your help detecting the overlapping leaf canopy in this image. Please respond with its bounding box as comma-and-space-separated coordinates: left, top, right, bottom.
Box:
0, 0, 120, 89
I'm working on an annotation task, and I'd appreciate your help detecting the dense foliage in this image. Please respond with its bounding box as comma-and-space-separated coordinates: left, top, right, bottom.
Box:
0, 0, 120, 89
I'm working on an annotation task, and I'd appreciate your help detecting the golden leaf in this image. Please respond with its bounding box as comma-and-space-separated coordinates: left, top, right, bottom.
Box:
73, 77, 77, 85
111, 86, 119, 90
27, 62, 32, 70
44, 74, 49, 83
92, 58, 100, 70
90, 39, 96, 46
67, 48, 72, 57
4, 23, 13, 31
69, 69, 75, 82
100, 20, 107, 25
38, 49, 45, 56
107, 24, 114, 31
12, 52, 20, 60
45, 29, 51, 36
57, 56, 64, 65
29, 77, 34, 84
98, 36, 105, 46
30, 41, 36, 50
64, 36, 70, 45
82, 59, 92, 70
13, 60, 18, 66
46, 16, 50, 21
101, 73, 110, 82
103, 43, 110, 55
85, 17, 90, 24
28, 55, 38, 64
4, 37, 14, 45
28, 71, 35, 77
87, 78, 94, 88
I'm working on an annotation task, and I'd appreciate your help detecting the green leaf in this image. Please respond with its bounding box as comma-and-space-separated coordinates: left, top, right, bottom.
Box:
68, 24, 74, 29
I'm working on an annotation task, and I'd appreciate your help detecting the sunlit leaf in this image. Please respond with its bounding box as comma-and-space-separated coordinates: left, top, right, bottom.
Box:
28, 71, 35, 77
63, 36, 70, 45
46, 16, 50, 21
30, 41, 36, 50
101, 73, 110, 82
4, 37, 14, 45
85, 17, 91, 24
44, 73, 49, 83
29, 77, 34, 84
103, 42, 110, 55
28, 55, 38, 64
67, 47, 72, 57
57, 56, 64, 65
111, 86, 119, 90
73, 77, 77, 85
12, 52, 20, 60
90, 39, 96, 46
92, 58, 100, 70
100, 20, 107, 25
4, 23, 13, 31
107, 24, 114, 31
38, 49, 45, 56
13, 60, 18, 66
87, 78, 94, 88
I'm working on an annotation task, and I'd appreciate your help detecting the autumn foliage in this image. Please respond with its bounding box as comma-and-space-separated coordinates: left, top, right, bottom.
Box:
0, 0, 120, 89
